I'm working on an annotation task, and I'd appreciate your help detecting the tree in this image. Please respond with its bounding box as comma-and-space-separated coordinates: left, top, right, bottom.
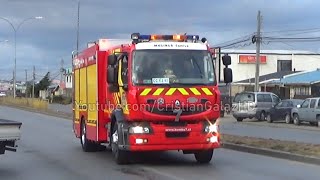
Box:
29, 72, 51, 98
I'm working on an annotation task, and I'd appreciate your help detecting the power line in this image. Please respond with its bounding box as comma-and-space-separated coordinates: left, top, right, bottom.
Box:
263, 27, 320, 34
263, 36, 320, 43
213, 33, 255, 47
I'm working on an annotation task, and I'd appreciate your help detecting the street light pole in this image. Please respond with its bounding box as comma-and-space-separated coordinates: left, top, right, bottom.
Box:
77, 0, 80, 55
0, 16, 43, 98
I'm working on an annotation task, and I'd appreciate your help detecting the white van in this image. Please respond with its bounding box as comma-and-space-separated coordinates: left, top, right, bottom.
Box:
232, 92, 281, 122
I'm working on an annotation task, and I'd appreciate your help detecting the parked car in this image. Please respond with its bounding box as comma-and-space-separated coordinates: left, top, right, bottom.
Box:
265, 99, 304, 123
232, 91, 281, 122
0, 91, 6, 97
291, 97, 320, 127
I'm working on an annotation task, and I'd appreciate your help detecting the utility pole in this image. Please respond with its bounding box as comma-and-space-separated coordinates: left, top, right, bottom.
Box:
255, 10, 262, 92
60, 58, 65, 95
76, 0, 80, 55
12, 70, 14, 96
32, 66, 35, 98
60, 58, 64, 84
25, 69, 28, 97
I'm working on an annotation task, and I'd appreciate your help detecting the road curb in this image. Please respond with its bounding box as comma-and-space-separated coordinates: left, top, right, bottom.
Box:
222, 142, 320, 166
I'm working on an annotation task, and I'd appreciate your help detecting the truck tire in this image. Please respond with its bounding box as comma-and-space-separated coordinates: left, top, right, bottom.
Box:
80, 120, 99, 152
111, 121, 130, 165
194, 149, 213, 164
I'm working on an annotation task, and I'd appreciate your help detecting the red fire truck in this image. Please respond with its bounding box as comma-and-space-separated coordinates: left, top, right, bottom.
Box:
71, 33, 232, 164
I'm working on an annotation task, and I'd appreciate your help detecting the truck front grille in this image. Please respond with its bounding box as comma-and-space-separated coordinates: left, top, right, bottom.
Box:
145, 106, 206, 116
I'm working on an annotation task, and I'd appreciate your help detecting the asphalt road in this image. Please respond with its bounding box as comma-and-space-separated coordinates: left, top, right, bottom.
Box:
48, 104, 320, 144
0, 105, 320, 180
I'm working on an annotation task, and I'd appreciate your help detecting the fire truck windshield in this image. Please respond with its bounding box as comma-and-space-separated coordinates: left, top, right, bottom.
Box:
132, 49, 216, 86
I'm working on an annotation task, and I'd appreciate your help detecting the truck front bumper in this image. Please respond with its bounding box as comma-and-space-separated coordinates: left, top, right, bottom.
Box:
119, 133, 220, 151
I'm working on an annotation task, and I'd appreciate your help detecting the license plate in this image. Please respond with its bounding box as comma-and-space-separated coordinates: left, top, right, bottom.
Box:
165, 127, 191, 132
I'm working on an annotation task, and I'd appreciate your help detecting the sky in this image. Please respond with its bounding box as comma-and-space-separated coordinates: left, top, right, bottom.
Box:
1, 0, 320, 81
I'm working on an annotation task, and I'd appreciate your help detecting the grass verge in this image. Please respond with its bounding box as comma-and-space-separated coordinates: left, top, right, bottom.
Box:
222, 134, 320, 158
0, 97, 48, 111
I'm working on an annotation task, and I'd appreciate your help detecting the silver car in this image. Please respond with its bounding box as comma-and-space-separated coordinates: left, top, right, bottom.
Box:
232, 91, 281, 122
291, 97, 320, 127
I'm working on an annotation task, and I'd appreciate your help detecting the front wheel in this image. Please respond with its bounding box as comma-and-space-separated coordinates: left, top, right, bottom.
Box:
111, 122, 130, 165
194, 149, 213, 164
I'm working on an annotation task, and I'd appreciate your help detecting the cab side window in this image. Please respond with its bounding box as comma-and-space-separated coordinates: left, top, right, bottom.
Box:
317, 99, 320, 109
120, 56, 128, 85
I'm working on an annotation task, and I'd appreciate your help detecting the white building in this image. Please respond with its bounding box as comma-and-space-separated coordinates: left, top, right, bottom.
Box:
216, 49, 320, 83
65, 68, 72, 89
64, 68, 73, 97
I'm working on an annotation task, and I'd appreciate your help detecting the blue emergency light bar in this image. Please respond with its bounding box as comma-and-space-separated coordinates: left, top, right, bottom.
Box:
131, 33, 200, 42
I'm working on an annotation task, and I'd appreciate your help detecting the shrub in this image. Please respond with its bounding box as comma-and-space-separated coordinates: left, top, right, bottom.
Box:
51, 95, 72, 105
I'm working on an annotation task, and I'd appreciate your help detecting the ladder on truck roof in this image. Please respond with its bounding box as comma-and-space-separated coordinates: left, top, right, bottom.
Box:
88, 39, 132, 51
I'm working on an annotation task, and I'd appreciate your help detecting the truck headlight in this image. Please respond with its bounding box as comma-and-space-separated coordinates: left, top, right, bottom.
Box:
204, 122, 219, 133
129, 126, 150, 134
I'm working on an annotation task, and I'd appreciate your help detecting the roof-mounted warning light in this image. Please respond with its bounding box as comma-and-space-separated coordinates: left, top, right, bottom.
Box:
131, 33, 202, 44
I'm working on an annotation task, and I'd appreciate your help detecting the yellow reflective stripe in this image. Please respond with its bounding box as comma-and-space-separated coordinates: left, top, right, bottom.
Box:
177, 88, 189, 95
202, 88, 213, 95
140, 88, 152, 96
189, 88, 201, 95
153, 88, 164, 95
165, 88, 176, 95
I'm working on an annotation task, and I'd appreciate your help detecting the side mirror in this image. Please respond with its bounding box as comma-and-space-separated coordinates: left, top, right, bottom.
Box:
107, 67, 117, 84
223, 67, 233, 84
297, 104, 301, 108
108, 54, 117, 66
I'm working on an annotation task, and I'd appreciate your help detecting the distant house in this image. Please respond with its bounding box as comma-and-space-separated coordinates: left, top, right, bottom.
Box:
277, 69, 320, 99
232, 71, 300, 99
232, 69, 320, 99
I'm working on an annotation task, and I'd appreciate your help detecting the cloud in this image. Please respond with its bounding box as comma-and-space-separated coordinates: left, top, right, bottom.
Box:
1, 0, 320, 80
